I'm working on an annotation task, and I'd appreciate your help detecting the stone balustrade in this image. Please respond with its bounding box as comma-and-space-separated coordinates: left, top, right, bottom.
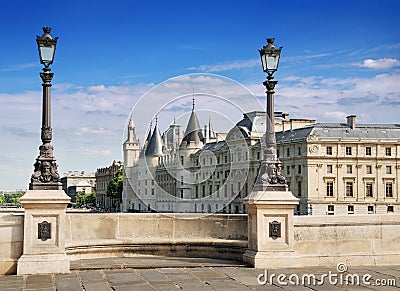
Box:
1, 212, 399, 274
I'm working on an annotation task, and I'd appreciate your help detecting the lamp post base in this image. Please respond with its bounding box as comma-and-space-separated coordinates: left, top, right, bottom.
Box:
17, 190, 70, 275
17, 253, 70, 275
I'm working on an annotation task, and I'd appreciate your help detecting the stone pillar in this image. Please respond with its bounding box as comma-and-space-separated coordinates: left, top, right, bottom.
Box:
17, 190, 70, 275
243, 190, 298, 269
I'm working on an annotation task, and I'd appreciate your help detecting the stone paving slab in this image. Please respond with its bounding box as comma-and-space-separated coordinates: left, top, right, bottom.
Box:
1, 256, 399, 290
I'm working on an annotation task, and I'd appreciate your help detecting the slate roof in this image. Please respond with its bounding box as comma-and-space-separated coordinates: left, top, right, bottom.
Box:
194, 141, 228, 155
182, 110, 204, 144
276, 123, 400, 143
145, 122, 164, 156
236, 111, 266, 136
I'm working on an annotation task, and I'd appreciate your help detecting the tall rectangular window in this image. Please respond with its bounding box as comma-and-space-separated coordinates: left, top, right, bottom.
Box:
346, 181, 353, 197
286, 166, 290, 175
297, 181, 302, 197
346, 147, 352, 155
287, 148, 290, 157
298, 147, 301, 156
366, 182, 373, 197
366, 147, 372, 156
366, 165, 372, 174
326, 146, 333, 155
298, 165, 302, 174
386, 166, 392, 174
327, 205, 334, 215
326, 181, 334, 197
386, 182, 393, 197
347, 165, 353, 174
386, 147, 392, 156
327, 165, 333, 173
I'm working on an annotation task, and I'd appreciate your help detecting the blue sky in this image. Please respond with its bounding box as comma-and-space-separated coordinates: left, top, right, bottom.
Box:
0, 0, 399, 190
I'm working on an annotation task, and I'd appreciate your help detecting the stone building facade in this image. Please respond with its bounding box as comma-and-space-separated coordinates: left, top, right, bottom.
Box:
123, 109, 400, 215
276, 115, 400, 215
95, 160, 123, 209
61, 171, 96, 201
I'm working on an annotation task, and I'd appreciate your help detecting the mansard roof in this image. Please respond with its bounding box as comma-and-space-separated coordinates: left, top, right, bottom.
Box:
194, 140, 228, 155
236, 111, 266, 137
276, 123, 400, 144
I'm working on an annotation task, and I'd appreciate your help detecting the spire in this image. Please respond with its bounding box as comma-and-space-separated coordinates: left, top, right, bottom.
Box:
146, 121, 152, 144
145, 118, 164, 156
192, 88, 195, 111
126, 115, 139, 143
208, 117, 217, 139
140, 121, 153, 158
182, 93, 204, 144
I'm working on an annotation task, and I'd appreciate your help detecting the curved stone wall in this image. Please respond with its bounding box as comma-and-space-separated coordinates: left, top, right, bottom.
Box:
65, 213, 248, 261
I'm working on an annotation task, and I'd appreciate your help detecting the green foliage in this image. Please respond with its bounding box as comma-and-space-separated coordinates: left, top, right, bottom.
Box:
107, 167, 124, 201
86, 191, 96, 205
0, 191, 25, 205
75, 191, 96, 206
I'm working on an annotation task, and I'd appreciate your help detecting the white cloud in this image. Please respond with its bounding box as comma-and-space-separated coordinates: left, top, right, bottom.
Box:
1, 71, 399, 190
1, 62, 37, 71
76, 127, 112, 136
84, 149, 112, 156
192, 59, 259, 72
354, 58, 400, 69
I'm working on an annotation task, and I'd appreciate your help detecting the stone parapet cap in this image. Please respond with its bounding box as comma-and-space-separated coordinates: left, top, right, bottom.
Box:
244, 190, 299, 205
294, 214, 400, 226
20, 190, 70, 207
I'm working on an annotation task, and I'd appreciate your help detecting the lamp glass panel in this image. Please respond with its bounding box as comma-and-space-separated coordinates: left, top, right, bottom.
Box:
266, 56, 279, 71
261, 55, 267, 72
40, 46, 54, 63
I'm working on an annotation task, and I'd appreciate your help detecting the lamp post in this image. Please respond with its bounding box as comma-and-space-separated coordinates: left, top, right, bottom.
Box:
29, 27, 61, 190
255, 38, 288, 191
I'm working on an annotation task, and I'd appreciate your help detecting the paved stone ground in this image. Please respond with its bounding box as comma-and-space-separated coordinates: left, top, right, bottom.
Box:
1, 256, 399, 290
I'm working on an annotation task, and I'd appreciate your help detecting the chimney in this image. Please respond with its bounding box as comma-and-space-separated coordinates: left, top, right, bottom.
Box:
346, 115, 356, 129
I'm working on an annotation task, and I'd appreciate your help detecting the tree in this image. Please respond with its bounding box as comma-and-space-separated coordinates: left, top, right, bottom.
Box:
86, 192, 96, 206
75, 191, 96, 207
107, 167, 124, 209
2, 191, 25, 205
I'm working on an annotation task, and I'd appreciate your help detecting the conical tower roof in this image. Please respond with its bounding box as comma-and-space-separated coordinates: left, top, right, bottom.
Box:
139, 122, 153, 158
182, 97, 204, 144
145, 119, 164, 156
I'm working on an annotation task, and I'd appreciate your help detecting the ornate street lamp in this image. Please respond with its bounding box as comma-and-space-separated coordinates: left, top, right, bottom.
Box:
254, 38, 287, 191
29, 27, 61, 190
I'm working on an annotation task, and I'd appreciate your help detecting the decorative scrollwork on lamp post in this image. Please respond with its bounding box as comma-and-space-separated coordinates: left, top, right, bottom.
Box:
29, 27, 62, 190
